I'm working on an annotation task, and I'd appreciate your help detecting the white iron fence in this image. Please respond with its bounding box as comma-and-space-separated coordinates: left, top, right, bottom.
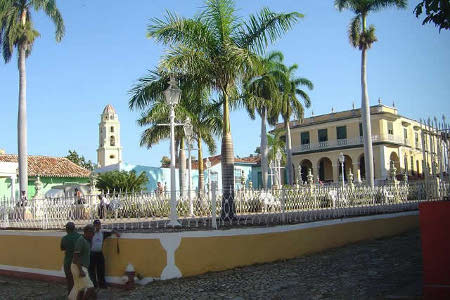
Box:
0, 180, 448, 230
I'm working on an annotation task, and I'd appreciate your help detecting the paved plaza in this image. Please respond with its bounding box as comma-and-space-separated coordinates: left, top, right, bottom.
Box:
0, 229, 422, 299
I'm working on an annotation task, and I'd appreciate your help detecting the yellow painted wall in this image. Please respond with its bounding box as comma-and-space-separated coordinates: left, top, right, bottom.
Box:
0, 234, 166, 279
175, 214, 418, 277
103, 238, 166, 278
0, 235, 63, 270
0, 213, 420, 281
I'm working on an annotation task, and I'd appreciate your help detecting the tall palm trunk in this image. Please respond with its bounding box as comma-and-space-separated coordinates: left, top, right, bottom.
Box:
284, 118, 293, 185
179, 137, 186, 197
361, 14, 374, 187
260, 108, 268, 189
18, 42, 28, 196
221, 92, 235, 219
197, 134, 204, 194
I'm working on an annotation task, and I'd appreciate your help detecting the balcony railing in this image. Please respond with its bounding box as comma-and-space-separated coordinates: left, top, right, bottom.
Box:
294, 134, 410, 153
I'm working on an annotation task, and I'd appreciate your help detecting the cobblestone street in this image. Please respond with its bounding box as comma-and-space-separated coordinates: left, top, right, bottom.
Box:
0, 229, 422, 299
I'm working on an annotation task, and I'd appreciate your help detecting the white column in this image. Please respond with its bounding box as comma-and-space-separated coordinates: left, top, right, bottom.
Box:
10, 175, 17, 202
332, 163, 339, 183
398, 147, 403, 172
352, 162, 361, 183
380, 146, 388, 180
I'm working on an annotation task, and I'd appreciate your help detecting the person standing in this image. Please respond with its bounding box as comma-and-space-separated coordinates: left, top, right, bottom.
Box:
69, 224, 95, 300
89, 219, 120, 289
60, 222, 81, 295
97, 194, 109, 219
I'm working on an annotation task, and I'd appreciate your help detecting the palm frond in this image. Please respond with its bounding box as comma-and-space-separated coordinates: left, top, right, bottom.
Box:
148, 11, 216, 52
370, 0, 407, 12
238, 8, 303, 54
32, 0, 65, 42
202, 0, 236, 46
348, 15, 361, 48
129, 71, 167, 110
202, 133, 217, 155
139, 125, 170, 149
292, 77, 314, 91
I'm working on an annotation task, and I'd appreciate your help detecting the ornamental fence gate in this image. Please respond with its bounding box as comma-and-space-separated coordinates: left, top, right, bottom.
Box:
0, 180, 448, 230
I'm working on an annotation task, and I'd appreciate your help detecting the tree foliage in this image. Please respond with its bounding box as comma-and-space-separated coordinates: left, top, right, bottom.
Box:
160, 156, 171, 168
335, 0, 406, 50
65, 150, 95, 171
0, 0, 65, 63
414, 0, 450, 31
96, 170, 148, 193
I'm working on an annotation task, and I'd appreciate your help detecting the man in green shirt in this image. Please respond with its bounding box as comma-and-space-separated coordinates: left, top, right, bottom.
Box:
69, 224, 95, 300
60, 222, 81, 294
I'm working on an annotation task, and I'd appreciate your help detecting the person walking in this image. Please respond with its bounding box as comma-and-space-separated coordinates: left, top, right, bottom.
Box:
89, 219, 120, 289
60, 222, 81, 295
69, 224, 95, 300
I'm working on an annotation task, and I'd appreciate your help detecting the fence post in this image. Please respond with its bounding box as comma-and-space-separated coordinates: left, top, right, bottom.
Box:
211, 188, 217, 229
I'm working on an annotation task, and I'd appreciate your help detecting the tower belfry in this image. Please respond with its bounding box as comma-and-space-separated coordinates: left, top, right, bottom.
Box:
97, 104, 122, 168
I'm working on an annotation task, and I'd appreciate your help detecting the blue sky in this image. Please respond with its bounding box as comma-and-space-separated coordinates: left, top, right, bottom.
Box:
1, 0, 449, 167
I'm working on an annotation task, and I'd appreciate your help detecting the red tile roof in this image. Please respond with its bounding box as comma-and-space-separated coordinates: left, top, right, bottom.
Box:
0, 154, 91, 178
191, 154, 260, 169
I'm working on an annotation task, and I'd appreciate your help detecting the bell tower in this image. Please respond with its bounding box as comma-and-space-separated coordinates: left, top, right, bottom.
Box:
97, 104, 122, 168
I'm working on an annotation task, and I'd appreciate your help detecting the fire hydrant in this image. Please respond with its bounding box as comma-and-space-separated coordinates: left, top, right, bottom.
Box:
125, 263, 136, 290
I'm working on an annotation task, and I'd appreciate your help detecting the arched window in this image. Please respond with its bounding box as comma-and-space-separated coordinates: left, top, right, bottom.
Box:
110, 126, 114, 133
110, 115, 114, 120
110, 136, 115, 146
110, 155, 115, 159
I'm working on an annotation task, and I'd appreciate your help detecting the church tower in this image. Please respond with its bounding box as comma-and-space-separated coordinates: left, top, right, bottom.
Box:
97, 104, 122, 168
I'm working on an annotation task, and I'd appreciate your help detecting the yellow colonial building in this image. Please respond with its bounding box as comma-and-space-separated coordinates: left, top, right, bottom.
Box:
280, 103, 441, 184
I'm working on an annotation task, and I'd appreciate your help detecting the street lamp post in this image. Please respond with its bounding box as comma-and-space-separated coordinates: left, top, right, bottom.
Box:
206, 157, 212, 201
164, 76, 182, 227
183, 117, 194, 216
338, 152, 345, 189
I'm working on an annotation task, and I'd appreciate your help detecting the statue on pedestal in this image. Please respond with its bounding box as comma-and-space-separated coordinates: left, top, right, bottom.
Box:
33, 176, 43, 199
89, 173, 99, 195
307, 168, 314, 186
240, 170, 247, 191
348, 170, 354, 189
389, 160, 398, 183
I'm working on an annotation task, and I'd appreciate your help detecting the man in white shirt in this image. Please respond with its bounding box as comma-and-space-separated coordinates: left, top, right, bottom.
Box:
88, 219, 120, 289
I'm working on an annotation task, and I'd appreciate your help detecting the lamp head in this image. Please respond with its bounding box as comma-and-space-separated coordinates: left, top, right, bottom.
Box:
164, 76, 181, 106
338, 152, 345, 163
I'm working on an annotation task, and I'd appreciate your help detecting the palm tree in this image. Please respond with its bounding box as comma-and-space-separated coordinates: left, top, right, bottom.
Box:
0, 0, 64, 196
148, 0, 302, 219
243, 51, 286, 189
278, 64, 313, 185
187, 98, 222, 192
96, 170, 149, 193
335, 0, 406, 187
